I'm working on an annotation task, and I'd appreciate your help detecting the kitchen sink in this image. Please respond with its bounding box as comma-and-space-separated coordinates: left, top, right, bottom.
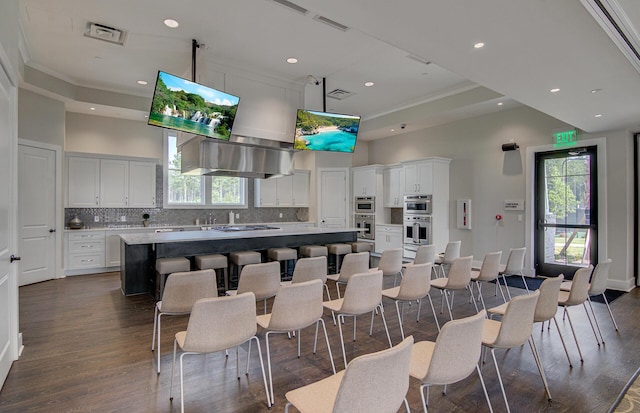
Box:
206, 225, 281, 232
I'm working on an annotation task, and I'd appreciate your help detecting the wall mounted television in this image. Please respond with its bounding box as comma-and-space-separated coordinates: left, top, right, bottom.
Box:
148, 71, 240, 141
294, 109, 360, 153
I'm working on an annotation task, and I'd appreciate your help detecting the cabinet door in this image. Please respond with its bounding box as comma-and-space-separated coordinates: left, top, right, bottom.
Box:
67, 157, 100, 207
388, 230, 403, 249
255, 178, 278, 207
277, 175, 294, 207
128, 161, 156, 208
415, 162, 433, 194
292, 171, 309, 206
105, 233, 121, 267
352, 168, 375, 196
100, 159, 129, 207
384, 167, 403, 207
403, 164, 418, 194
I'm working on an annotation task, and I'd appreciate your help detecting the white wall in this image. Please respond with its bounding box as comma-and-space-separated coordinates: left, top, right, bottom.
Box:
18, 89, 65, 147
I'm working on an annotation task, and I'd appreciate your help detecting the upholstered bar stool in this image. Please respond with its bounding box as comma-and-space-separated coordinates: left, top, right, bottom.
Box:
327, 243, 352, 274
195, 254, 229, 293
154, 257, 190, 300
351, 241, 373, 266
229, 251, 261, 288
267, 247, 297, 281
299, 245, 328, 258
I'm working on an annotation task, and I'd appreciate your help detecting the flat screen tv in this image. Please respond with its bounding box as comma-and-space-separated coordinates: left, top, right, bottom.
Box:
148, 71, 240, 141
294, 109, 360, 153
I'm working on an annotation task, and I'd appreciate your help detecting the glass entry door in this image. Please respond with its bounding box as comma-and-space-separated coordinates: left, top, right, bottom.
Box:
534, 146, 598, 277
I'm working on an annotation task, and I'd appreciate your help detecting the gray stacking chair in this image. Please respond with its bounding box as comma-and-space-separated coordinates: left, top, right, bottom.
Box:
470, 251, 504, 310
226, 261, 281, 314
326, 252, 369, 299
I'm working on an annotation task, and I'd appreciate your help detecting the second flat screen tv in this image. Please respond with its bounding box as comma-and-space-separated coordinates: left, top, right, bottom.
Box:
294, 109, 360, 153
148, 71, 240, 141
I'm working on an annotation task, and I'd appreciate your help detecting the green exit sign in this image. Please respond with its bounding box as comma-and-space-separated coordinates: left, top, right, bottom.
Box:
553, 129, 578, 148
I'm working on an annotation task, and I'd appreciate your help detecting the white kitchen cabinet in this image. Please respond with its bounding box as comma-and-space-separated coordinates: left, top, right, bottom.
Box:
67, 157, 100, 207
65, 230, 106, 272
128, 161, 157, 207
100, 159, 129, 207
383, 165, 404, 207
375, 225, 403, 254
352, 166, 379, 196
403, 160, 433, 195
105, 232, 121, 267
254, 170, 310, 207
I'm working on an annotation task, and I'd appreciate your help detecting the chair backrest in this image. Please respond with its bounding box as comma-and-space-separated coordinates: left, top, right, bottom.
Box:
161, 269, 218, 313
534, 275, 564, 323
337, 252, 370, 283
492, 290, 540, 348
565, 265, 594, 305
397, 262, 432, 301
444, 256, 473, 289
267, 280, 323, 331
504, 247, 526, 273
182, 292, 257, 353
588, 259, 612, 296
414, 244, 437, 266
422, 310, 486, 385
332, 336, 414, 413
291, 256, 328, 285
237, 261, 281, 301
475, 251, 502, 282
340, 270, 383, 315
378, 248, 403, 276
442, 241, 462, 264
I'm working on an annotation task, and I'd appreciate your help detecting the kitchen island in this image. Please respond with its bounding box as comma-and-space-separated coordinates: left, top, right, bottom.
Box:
119, 226, 361, 296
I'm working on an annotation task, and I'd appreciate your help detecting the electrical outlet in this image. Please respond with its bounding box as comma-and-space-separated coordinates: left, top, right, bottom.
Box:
235, 213, 239, 219
94, 215, 99, 222
120, 215, 127, 222
279, 213, 283, 218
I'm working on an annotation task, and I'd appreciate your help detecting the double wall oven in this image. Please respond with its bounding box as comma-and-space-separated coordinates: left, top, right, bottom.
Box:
354, 196, 375, 240
403, 194, 432, 258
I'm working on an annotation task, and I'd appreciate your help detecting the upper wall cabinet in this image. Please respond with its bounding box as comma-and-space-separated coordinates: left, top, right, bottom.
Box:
383, 165, 404, 207
254, 170, 310, 207
403, 161, 433, 195
352, 165, 383, 197
67, 155, 157, 208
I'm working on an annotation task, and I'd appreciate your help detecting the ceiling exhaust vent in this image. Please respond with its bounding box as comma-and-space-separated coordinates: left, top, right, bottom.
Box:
269, 0, 309, 15
327, 88, 355, 100
406, 54, 432, 66
84, 22, 127, 46
313, 15, 350, 31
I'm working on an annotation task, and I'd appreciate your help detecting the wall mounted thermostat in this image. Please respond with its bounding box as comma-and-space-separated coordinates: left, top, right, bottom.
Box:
504, 199, 524, 211
456, 199, 471, 230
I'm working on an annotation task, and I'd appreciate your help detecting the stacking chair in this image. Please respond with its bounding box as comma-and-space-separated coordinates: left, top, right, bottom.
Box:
431, 256, 477, 321
409, 311, 492, 413
403, 244, 437, 278
489, 275, 573, 367
326, 252, 369, 299
256, 279, 336, 405
498, 247, 527, 298
169, 293, 271, 413
151, 269, 217, 374
382, 262, 440, 340
482, 290, 550, 413
284, 336, 414, 413
323, 270, 393, 369
226, 261, 281, 314
433, 240, 461, 278
470, 251, 504, 310
561, 259, 617, 339
557, 265, 597, 361
373, 248, 404, 286
282, 256, 331, 300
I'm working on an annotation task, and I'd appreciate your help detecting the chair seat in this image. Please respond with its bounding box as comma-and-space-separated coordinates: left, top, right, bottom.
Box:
328, 244, 352, 255
195, 254, 227, 270
481, 319, 501, 346
268, 247, 297, 261
156, 300, 191, 316
285, 370, 345, 411
487, 302, 508, 317
430, 277, 449, 289
230, 251, 261, 265
470, 269, 481, 281
351, 242, 372, 253
322, 298, 345, 313
156, 257, 190, 274
326, 273, 340, 282
409, 340, 436, 380
256, 313, 271, 329
381, 286, 401, 300
299, 245, 328, 257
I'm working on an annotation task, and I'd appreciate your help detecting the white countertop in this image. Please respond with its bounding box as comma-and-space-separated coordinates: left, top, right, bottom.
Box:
120, 226, 363, 245
64, 222, 313, 232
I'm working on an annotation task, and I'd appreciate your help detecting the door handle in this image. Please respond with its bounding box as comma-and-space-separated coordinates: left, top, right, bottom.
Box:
10, 255, 21, 263
49, 229, 56, 233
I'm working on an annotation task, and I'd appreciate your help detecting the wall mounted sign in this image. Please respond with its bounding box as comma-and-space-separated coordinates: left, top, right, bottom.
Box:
553, 129, 578, 148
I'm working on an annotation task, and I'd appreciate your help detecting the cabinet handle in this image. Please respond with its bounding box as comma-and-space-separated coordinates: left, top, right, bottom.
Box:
81, 259, 94, 263
81, 245, 94, 248
152, 197, 155, 205
125, 196, 128, 206
96, 196, 99, 205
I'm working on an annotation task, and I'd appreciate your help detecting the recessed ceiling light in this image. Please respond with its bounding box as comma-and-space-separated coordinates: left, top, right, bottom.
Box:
286, 57, 298, 64
497, 102, 504, 106
137, 80, 148, 85
474, 42, 485, 49
591, 88, 603, 94
164, 19, 179, 28
364, 81, 375, 87
594, 113, 603, 118
90, 107, 96, 111
550, 88, 560, 93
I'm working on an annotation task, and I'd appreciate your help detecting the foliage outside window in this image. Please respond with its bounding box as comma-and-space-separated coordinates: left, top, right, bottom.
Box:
165, 134, 246, 208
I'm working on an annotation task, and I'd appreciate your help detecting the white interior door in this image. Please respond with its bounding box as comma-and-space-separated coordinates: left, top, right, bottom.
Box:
18, 144, 56, 286
318, 168, 348, 227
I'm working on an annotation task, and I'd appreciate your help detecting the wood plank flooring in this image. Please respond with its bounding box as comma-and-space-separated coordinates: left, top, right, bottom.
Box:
0, 271, 638, 412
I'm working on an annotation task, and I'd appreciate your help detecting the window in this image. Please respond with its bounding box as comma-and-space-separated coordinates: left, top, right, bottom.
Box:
164, 133, 247, 208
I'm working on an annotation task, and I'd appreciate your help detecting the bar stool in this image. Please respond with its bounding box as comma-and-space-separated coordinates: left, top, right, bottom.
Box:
154, 257, 190, 300
229, 251, 261, 288
351, 241, 373, 266
267, 247, 298, 281
195, 254, 229, 293
327, 243, 352, 274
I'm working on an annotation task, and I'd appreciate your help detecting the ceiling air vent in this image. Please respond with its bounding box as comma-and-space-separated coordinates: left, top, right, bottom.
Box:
313, 15, 350, 31
269, 0, 309, 15
84, 22, 127, 46
406, 54, 432, 66
327, 88, 355, 100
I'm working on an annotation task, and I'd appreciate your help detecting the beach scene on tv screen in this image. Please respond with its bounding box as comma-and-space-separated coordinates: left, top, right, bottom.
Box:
295, 110, 359, 153
149, 72, 239, 140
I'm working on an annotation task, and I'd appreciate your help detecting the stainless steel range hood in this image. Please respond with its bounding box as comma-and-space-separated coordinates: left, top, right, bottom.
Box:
180, 135, 295, 179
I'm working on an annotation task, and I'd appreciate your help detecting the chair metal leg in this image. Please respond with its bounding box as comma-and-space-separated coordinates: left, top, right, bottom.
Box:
443, 290, 454, 320
490, 348, 511, 413
151, 304, 158, 351
601, 293, 620, 331
587, 297, 606, 344
551, 316, 573, 367
529, 337, 552, 400
395, 301, 406, 340
582, 302, 602, 346
285, 402, 292, 412
156, 312, 163, 374
169, 339, 177, 401
369, 310, 375, 336
425, 294, 440, 332
420, 384, 430, 413
403, 398, 411, 412
265, 331, 275, 405
319, 318, 336, 374
476, 281, 487, 311
501, 274, 512, 300
251, 335, 272, 408
337, 314, 348, 370
379, 303, 393, 348
467, 285, 479, 312
324, 284, 332, 301
520, 272, 530, 293
179, 352, 187, 413
313, 321, 319, 354
476, 364, 494, 413
563, 306, 584, 362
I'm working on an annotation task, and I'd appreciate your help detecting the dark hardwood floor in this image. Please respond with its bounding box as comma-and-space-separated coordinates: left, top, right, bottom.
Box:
0, 271, 638, 412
